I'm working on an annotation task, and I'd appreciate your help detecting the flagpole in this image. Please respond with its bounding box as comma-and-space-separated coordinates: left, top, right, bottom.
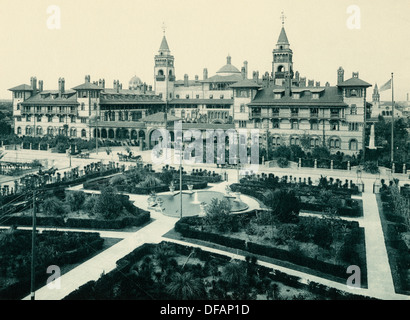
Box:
391, 72, 394, 164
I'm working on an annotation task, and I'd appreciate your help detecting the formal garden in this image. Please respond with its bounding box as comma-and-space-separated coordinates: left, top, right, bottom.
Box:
0, 228, 109, 300
377, 181, 410, 295
83, 164, 222, 195
64, 241, 373, 300
0, 187, 150, 230
230, 173, 363, 217
173, 184, 367, 286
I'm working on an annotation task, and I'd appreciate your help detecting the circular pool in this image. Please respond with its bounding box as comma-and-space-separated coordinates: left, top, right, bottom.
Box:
154, 191, 249, 217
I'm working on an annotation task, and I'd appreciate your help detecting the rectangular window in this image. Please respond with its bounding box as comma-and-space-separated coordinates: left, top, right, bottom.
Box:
310, 121, 319, 130
48, 115, 53, 122
37, 116, 42, 122
16, 116, 22, 122
291, 120, 299, 130
272, 119, 280, 129
26, 115, 31, 122
240, 104, 245, 113
81, 118, 87, 124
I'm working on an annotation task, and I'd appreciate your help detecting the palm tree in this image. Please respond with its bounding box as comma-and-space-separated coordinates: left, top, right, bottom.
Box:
166, 272, 205, 300
222, 260, 246, 288
153, 243, 175, 273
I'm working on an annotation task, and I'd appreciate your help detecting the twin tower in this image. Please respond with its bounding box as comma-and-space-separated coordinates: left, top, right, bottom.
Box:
153, 24, 294, 99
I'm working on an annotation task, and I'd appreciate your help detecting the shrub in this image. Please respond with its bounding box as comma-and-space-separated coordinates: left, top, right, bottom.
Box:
264, 189, 300, 223
66, 191, 86, 212
363, 161, 380, 174
277, 157, 289, 168
42, 197, 66, 216
204, 198, 232, 232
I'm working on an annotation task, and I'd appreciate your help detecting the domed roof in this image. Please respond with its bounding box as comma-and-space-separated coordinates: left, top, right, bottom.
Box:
216, 55, 241, 75
129, 75, 142, 89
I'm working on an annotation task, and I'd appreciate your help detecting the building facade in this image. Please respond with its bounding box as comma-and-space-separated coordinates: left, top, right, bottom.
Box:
10, 22, 371, 155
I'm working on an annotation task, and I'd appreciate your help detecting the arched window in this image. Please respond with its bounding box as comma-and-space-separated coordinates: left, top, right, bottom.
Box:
349, 139, 358, 151
329, 138, 341, 149
17, 127, 21, 135
158, 69, 164, 76
25, 126, 32, 135
47, 127, 53, 135
277, 65, 284, 72
36, 126, 43, 135
81, 129, 87, 138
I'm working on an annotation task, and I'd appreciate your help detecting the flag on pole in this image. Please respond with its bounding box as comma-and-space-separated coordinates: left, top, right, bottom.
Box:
379, 79, 392, 91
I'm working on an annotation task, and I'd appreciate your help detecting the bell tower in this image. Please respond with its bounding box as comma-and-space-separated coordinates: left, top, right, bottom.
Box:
154, 25, 175, 101
272, 12, 293, 86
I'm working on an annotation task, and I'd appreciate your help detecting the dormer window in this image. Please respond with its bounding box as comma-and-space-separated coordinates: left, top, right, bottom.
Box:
350, 89, 357, 97
274, 93, 282, 99
293, 93, 300, 99
312, 93, 319, 99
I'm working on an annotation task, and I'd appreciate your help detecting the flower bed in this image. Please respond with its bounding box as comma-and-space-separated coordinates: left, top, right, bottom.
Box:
0, 229, 104, 300
175, 214, 366, 283
63, 241, 373, 300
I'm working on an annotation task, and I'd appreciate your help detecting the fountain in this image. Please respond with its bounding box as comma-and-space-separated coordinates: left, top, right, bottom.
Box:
156, 190, 249, 217
368, 123, 377, 150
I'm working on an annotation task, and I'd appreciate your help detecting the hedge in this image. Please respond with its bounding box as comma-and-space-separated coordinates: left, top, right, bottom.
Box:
175, 220, 351, 280
0, 211, 150, 230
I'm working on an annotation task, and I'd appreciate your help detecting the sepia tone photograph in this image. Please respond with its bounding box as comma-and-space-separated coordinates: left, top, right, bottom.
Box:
0, 0, 409, 308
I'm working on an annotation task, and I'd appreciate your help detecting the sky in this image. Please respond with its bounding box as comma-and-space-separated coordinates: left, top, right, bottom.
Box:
0, 0, 409, 101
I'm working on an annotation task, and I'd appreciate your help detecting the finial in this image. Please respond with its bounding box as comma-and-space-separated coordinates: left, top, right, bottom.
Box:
162, 22, 166, 35
280, 11, 286, 26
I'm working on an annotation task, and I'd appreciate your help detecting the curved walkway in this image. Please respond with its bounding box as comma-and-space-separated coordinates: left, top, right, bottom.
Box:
13, 148, 410, 300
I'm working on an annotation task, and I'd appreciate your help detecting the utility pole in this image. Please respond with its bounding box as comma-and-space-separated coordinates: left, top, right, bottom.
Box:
391, 73, 394, 163
30, 190, 37, 300
179, 142, 183, 219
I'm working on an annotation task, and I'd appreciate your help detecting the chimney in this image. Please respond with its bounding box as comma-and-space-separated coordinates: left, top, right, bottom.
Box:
119, 82, 122, 90
300, 77, 306, 87
143, 83, 147, 93
227, 55, 231, 64
184, 74, 189, 87
203, 68, 208, 80
195, 75, 199, 82
58, 78, 65, 94
295, 71, 300, 82
241, 67, 246, 80
284, 73, 291, 96
243, 61, 248, 79
113, 80, 117, 90
149, 85, 152, 91
337, 67, 344, 85
38, 80, 43, 92
102, 79, 105, 89
352, 72, 359, 78
308, 80, 314, 87
31, 77, 37, 93
85, 75, 90, 83
316, 81, 320, 87
325, 82, 330, 87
